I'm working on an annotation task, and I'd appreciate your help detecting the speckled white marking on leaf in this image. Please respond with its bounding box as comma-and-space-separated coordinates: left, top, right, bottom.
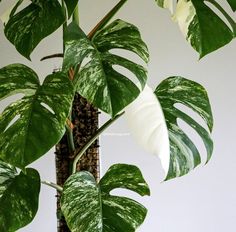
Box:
61, 164, 150, 232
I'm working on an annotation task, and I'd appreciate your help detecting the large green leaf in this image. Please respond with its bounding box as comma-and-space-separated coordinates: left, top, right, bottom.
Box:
0, 64, 74, 169
61, 164, 150, 232
4, 0, 65, 59
64, 0, 78, 18
155, 76, 213, 180
63, 20, 149, 117
161, 0, 236, 57
0, 161, 40, 231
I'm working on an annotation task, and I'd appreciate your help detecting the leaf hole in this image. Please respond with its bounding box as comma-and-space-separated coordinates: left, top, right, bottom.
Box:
109, 48, 146, 66
80, 56, 92, 70
4, 115, 20, 132
177, 117, 207, 164
204, 1, 235, 32
0, 93, 24, 114
110, 188, 145, 201
40, 102, 55, 115
112, 65, 142, 90
174, 103, 210, 132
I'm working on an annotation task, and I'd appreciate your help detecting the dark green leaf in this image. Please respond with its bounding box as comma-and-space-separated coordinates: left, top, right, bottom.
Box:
61, 164, 150, 232
227, 0, 236, 11
63, 20, 148, 117
155, 76, 213, 180
0, 64, 74, 169
64, 0, 78, 18
0, 165, 40, 231
4, 0, 65, 59
173, 0, 235, 57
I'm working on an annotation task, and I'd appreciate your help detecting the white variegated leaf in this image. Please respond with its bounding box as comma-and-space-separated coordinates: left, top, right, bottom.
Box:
125, 77, 213, 180
61, 164, 150, 232
125, 85, 170, 175
63, 20, 149, 117
0, 64, 74, 169
172, 0, 235, 58
4, 0, 65, 59
155, 76, 213, 180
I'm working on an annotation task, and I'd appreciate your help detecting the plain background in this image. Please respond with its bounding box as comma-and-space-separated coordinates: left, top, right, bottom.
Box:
1, 0, 236, 231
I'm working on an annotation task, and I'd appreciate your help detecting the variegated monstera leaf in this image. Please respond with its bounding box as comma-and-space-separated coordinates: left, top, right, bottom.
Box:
125, 76, 213, 180
61, 164, 150, 232
3, 0, 65, 59
0, 64, 74, 169
63, 19, 149, 117
155, 77, 213, 180
156, 0, 236, 57
0, 160, 40, 231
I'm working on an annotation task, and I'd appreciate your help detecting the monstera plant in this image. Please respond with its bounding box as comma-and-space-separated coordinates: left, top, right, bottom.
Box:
0, 0, 235, 231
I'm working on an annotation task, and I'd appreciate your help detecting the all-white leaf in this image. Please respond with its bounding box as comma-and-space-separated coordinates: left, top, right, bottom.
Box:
125, 85, 170, 175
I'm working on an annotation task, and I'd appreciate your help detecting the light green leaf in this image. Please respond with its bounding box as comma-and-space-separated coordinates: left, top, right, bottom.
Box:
4, 0, 65, 59
64, 0, 78, 18
155, 76, 213, 180
0, 163, 40, 231
61, 164, 150, 232
173, 0, 235, 58
0, 64, 74, 169
63, 20, 149, 117
227, 0, 236, 11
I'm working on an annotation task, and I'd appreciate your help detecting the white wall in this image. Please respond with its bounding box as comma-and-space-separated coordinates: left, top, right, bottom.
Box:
1, 1, 236, 231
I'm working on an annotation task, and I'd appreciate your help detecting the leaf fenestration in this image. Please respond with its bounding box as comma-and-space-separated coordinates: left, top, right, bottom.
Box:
4, 0, 65, 59
0, 64, 74, 169
155, 76, 213, 180
63, 20, 149, 117
61, 164, 150, 232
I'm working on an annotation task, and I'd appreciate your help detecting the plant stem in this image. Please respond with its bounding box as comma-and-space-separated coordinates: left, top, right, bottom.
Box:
66, 114, 75, 154
72, 112, 124, 173
206, 0, 236, 36
41, 181, 63, 192
62, 0, 77, 157
88, 0, 128, 39
61, 0, 67, 52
